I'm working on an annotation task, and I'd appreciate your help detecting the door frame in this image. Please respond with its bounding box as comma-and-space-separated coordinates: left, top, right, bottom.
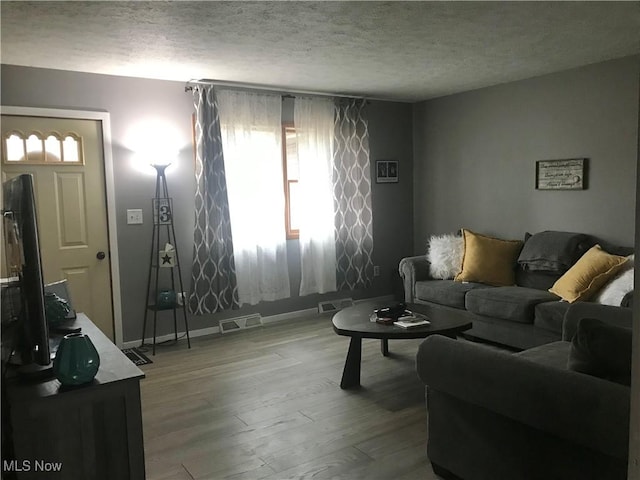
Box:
1, 106, 124, 346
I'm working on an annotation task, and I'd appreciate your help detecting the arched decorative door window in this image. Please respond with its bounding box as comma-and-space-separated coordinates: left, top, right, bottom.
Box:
3, 130, 84, 164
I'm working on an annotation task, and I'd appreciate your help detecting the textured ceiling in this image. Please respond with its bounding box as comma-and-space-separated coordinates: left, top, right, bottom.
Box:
1, 1, 639, 102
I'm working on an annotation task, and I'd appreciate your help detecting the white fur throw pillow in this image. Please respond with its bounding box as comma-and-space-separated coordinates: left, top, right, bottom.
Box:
593, 254, 634, 306
427, 233, 464, 279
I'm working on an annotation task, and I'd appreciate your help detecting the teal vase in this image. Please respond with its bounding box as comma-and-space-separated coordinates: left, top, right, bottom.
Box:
44, 291, 71, 326
156, 289, 176, 309
53, 333, 100, 386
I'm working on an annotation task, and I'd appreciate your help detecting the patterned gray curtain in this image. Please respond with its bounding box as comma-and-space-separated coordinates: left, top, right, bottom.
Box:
333, 99, 375, 290
188, 86, 240, 314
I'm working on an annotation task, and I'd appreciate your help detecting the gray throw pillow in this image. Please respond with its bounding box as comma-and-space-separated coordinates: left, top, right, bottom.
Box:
518, 231, 595, 273
567, 317, 632, 386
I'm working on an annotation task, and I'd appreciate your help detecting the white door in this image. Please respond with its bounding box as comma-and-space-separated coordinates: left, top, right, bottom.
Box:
1, 115, 114, 340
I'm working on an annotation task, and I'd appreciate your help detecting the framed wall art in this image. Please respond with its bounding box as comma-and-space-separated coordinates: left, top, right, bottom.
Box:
535, 158, 587, 190
376, 160, 398, 183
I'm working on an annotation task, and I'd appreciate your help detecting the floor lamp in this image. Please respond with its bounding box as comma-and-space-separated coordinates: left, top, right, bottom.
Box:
140, 163, 191, 354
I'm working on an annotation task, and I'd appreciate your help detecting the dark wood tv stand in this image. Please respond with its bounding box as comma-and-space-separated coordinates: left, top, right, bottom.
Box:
3, 314, 145, 480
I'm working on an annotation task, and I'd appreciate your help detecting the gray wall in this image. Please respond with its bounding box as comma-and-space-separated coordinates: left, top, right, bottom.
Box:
412, 56, 639, 252
1, 64, 413, 342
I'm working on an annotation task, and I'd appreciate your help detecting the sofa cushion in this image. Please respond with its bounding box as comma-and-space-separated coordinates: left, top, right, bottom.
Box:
454, 229, 523, 286
517, 340, 571, 369
568, 318, 632, 386
549, 245, 629, 303
515, 268, 562, 290
415, 280, 490, 309
517, 231, 595, 273
533, 301, 571, 334
465, 287, 559, 324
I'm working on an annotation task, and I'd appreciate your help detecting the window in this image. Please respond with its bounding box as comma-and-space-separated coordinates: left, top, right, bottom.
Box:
282, 124, 300, 239
3, 130, 83, 164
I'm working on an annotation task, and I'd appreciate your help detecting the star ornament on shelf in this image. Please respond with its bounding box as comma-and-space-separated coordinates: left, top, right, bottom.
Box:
159, 250, 175, 267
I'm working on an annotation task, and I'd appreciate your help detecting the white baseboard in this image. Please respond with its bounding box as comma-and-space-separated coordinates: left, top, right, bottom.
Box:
219, 314, 262, 333
261, 307, 319, 324
122, 294, 399, 349
317, 297, 354, 313
122, 325, 220, 349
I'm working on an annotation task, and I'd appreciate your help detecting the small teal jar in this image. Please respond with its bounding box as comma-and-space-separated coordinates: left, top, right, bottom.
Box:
157, 289, 176, 309
53, 333, 100, 386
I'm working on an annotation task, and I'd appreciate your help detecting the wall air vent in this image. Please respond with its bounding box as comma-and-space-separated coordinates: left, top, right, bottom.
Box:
219, 314, 263, 334
317, 298, 354, 314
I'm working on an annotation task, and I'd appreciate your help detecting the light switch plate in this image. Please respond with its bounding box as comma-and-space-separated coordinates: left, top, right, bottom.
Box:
127, 209, 143, 225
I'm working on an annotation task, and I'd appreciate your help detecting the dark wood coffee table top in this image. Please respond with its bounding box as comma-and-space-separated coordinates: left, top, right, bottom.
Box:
332, 301, 472, 340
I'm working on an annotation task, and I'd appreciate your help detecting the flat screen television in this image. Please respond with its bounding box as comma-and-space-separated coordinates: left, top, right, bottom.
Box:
1, 174, 51, 373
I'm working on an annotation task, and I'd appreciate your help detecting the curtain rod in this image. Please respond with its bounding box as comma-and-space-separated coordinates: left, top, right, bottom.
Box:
184, 79, 368, 101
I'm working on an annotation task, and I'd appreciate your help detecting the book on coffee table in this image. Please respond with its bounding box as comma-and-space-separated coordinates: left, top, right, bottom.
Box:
394, 316, 431, 328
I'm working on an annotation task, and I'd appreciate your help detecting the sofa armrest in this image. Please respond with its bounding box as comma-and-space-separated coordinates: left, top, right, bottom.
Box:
416, 335, 630, 459
562, 302, 633, 341
398, 255, 431, 303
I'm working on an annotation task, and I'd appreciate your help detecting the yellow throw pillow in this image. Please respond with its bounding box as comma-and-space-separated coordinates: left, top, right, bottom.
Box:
454, 229, 524, 286
549, 245, 629, 303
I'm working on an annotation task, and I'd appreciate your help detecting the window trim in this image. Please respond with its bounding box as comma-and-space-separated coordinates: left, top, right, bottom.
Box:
282, 123, 299, 240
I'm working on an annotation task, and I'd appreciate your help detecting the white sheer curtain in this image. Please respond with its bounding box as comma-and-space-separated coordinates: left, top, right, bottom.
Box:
295, 97, 337, 295
217, 90, 290, 305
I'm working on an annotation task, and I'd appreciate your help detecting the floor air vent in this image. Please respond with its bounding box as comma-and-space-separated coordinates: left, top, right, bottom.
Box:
219, 314, 263, 334
317, 298, 354, 314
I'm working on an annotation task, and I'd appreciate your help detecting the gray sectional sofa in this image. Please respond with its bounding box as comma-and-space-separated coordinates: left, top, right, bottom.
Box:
399, 231, 633, 350
416, 302, 633, 480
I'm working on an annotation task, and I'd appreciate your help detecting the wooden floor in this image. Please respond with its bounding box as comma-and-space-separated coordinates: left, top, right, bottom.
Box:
139, 312, 442, 480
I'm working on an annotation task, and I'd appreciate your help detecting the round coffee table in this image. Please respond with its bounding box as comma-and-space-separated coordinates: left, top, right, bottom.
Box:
332, 301, 472, 389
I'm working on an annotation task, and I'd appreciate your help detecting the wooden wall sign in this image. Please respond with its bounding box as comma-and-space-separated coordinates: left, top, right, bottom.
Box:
536, 158, 587, 190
